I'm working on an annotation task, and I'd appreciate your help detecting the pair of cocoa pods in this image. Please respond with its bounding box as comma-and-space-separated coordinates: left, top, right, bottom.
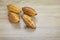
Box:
7, 4, 37, 29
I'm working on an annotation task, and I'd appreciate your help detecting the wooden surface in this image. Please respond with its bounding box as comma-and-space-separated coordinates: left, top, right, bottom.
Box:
0, 0, 60, 40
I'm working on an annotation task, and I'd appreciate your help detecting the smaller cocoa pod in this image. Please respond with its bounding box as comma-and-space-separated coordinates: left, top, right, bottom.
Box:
7, 4, 21, 14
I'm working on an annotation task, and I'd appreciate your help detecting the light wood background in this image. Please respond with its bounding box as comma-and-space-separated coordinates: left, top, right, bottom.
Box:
0, 0, 60, 40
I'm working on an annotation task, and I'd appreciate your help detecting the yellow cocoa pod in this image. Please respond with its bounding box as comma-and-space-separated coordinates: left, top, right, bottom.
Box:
22, 14, 36, 29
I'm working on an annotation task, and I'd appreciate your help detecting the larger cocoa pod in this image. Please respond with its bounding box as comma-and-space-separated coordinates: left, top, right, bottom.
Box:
22, 14, 36, 29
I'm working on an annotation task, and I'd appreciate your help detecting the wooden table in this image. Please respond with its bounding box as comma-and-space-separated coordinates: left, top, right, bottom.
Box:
0, 0, 60, 40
